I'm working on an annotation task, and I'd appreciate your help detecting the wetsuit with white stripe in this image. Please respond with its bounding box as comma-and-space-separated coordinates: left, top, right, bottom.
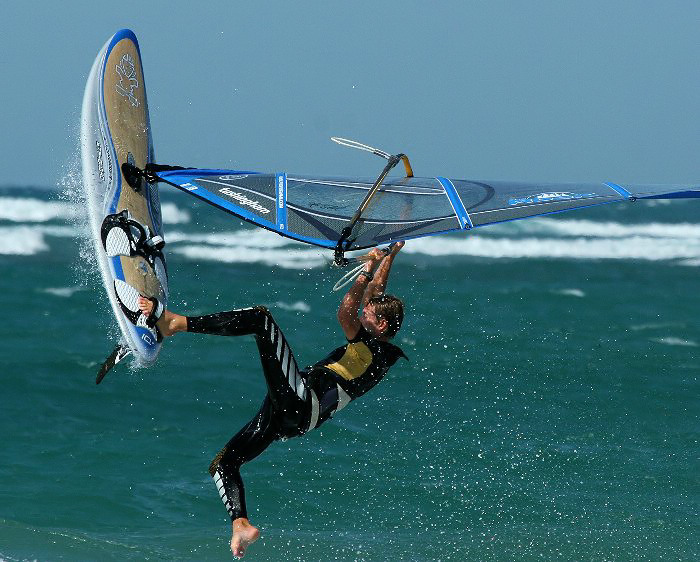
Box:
190, 306, 405, 521
305, 326, 407, 428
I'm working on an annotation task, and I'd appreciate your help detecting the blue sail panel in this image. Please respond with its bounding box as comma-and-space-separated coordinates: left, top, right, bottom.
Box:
157, 169, 339, 247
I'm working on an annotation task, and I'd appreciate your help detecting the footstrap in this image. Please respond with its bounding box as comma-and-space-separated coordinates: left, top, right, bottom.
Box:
145, 296, 164, 328
101, 210, 165, 268
113, 280, 163, 342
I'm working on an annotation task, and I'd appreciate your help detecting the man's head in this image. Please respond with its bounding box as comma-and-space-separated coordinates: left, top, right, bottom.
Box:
362, 294, 404, 339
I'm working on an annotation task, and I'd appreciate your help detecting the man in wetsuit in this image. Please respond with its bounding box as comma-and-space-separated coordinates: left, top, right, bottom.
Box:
138, 242, 406, 558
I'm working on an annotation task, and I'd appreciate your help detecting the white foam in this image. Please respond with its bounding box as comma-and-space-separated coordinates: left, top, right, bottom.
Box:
161, 202, 191, 224
4, 195, 700, 265
167, 228, 324, 269
172, 244, 326, 269
650, 337, 698, 347
643, 199, 672, 206
273, 301, 311, 312
630, 322, 682, 331
162, 218, 700, 266
0, 225, 79, 256
0, 195, 188, 226
401, 235, 700, 261
488, 218, 700, 239
167, 228, 296, 248
0, 197, 80, 223
554, 288, 586, 298
42, 286, 86, 298
0, 226, 49, 255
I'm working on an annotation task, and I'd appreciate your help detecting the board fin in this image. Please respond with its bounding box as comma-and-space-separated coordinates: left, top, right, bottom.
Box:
96, 343, 132, 385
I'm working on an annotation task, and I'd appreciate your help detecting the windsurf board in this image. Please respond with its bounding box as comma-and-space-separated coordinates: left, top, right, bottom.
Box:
81, 29, 168, 381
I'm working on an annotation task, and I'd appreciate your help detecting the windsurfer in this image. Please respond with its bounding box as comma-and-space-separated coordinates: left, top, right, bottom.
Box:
138, 242, 406, 558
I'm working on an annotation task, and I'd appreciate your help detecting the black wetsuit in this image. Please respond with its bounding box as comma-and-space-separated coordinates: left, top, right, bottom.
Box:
187, 306, 406, 521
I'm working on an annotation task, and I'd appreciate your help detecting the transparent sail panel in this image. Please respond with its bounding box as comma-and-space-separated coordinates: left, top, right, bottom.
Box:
156, 168, 700, 249
452, 180, 625, 226
286, 176, 459, 248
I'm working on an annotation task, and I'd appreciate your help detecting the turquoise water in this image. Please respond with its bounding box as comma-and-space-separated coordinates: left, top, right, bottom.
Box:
0, 184, 698, 561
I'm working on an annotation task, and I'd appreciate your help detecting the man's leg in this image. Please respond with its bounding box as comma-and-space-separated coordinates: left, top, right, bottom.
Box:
139, 300, 310, 429
187, 307, 310, 416
190, 308, 312, 557
173, 306, 310, 557
210, 396, 278, 558
138, 301, 307, 409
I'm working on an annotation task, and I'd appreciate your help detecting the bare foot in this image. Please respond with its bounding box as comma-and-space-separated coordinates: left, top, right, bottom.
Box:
231, 518, 260, 559
137, 296, 187, 337
137, 296, 156, 318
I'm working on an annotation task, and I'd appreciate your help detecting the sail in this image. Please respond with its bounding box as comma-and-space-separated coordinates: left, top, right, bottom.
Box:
155, 168, 700, 250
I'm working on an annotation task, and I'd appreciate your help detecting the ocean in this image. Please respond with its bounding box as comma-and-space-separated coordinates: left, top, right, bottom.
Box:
0, 177, 697, 561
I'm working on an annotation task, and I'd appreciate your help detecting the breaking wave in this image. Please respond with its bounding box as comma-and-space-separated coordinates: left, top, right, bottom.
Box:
0, 197, 80, 223
0, 197, 189, 225
4, 193, 700, 266
402, 235, 700, 261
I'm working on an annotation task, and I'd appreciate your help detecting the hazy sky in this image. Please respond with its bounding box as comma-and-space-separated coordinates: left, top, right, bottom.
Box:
3, 1, 700, 188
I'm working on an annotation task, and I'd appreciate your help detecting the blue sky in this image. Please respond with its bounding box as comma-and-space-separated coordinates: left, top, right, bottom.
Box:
3, 1, 700, 187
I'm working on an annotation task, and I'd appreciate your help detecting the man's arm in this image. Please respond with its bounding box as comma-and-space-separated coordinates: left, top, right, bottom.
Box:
336, 249, 385, 339
362, 241, 404, 308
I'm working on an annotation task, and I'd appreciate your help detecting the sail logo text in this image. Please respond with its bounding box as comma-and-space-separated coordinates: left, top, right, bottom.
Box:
277, 176, 285, 209
508, 192, 597, 206
219, 188, 270, 214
